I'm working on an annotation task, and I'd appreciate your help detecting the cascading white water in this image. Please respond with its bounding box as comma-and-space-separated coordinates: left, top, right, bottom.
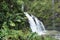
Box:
24, 12, 46, 35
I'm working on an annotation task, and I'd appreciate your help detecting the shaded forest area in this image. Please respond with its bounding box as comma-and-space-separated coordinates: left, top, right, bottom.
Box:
0, 0, 60, 40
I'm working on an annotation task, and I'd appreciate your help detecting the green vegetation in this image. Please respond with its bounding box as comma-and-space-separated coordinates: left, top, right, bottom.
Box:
0, 0, 60, 40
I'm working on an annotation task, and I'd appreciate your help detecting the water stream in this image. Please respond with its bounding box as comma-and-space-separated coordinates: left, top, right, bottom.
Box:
24, 12, 46, 35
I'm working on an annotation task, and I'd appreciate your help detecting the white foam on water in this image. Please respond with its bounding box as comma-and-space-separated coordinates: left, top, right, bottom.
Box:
24, 12, 46, 35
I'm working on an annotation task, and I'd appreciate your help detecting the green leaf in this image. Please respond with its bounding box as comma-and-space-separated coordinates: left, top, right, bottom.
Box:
9, 21, 15, 26
16, 19, 21, 22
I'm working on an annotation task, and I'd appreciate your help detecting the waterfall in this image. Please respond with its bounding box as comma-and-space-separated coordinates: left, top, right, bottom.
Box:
24, 12, 46, 35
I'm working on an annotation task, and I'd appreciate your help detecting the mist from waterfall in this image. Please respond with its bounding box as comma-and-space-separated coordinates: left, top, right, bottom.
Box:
24, 12, 46, 35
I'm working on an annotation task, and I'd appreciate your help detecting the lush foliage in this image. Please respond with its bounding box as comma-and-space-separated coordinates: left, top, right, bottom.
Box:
0, 0, 60, 40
